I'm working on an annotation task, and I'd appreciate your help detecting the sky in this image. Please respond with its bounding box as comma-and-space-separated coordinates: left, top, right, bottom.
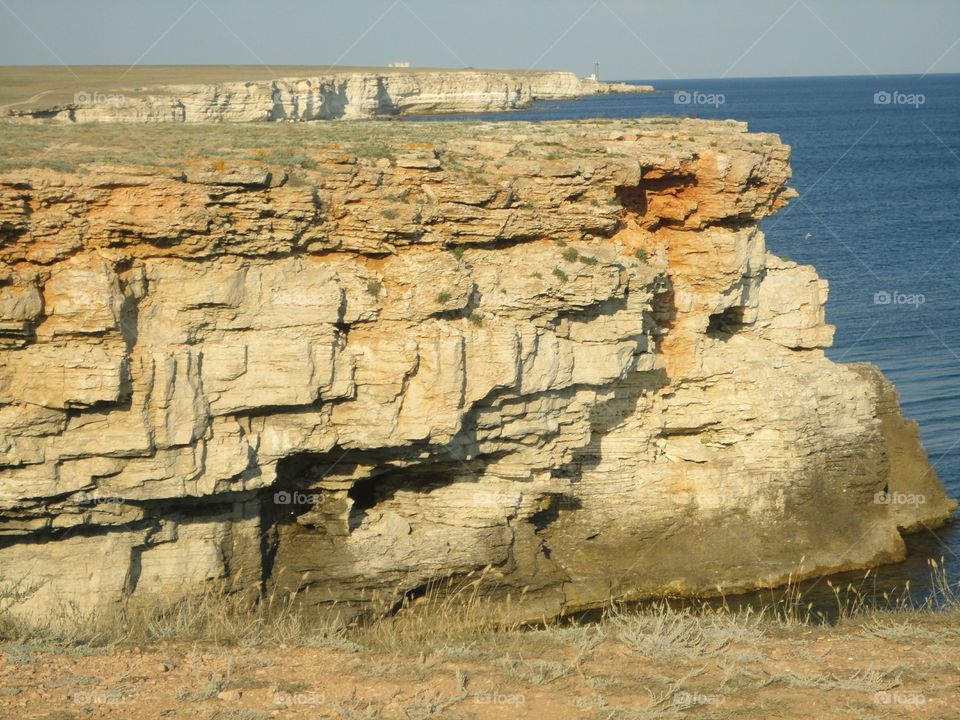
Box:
1, 0, 958, 80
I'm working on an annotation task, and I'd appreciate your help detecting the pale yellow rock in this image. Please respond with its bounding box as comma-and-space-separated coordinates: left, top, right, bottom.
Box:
751, 254, 835, 348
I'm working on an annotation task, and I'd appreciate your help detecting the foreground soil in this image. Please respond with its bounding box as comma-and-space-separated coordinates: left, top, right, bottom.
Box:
2, 610, 959, 720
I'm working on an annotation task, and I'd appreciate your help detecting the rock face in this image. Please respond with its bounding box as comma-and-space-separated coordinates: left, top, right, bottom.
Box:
5, 70, 653, 123
0, 118, 953, 622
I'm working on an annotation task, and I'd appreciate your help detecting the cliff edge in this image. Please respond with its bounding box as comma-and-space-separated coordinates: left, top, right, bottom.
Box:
0, 118, 953, 622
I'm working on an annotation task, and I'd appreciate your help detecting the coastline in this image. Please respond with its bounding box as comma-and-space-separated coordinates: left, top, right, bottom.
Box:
0, 66, 653, 122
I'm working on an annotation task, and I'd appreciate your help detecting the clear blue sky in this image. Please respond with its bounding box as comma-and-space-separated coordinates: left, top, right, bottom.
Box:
1, 0, 958, 80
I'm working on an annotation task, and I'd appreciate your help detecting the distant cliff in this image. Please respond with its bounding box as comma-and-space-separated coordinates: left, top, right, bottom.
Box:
5, 70, 654, 123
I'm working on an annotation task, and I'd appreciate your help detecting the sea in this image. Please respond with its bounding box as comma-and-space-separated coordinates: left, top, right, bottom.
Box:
413, 75, 960, 613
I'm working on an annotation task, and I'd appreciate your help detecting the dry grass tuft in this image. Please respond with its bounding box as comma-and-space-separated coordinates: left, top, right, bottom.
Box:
352, 566, 525, 653
611, 602, 764, 660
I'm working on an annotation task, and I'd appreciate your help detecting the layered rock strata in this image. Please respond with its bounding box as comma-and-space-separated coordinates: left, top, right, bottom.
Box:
0, 118, 952, 621
5, 70, 652, 123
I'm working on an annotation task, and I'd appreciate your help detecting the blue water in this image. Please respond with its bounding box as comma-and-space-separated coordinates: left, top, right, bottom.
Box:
416, 75, 960, 605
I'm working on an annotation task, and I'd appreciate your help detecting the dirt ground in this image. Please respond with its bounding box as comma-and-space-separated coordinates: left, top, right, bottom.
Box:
3, 612, 959, 720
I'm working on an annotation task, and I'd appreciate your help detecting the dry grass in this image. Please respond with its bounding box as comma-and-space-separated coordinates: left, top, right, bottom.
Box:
0, 119, 494, 173
6, 564, 956, 718
352, 566, 526, 653
0, 113, 688, 173
611, 602, 764, 660
0, 583, 355, 650
3, 599, 959, 719
0, 120, 436, 172
2, 560, 959, 654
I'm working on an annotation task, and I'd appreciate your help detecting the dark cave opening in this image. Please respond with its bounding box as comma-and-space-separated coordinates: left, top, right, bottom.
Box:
347, 473, 381, 526
707, 305, 747, 339
345, 461, 469, 531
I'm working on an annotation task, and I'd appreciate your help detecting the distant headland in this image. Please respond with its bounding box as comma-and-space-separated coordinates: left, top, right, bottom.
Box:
0, 66, 654, 122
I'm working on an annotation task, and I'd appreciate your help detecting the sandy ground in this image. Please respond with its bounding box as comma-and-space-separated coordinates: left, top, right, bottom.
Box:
2, 616, 959, 720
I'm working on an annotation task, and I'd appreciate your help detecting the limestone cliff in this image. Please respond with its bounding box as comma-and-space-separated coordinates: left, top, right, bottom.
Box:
5, 70, 652, 123
0, 118, 952, 622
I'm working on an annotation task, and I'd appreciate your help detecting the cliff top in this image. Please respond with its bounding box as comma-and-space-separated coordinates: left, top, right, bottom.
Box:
0, 116, 793, 280
0, 116, 771, 173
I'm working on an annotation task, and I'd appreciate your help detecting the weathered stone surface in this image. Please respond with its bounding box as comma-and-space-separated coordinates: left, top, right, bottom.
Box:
0, 118, 952, 622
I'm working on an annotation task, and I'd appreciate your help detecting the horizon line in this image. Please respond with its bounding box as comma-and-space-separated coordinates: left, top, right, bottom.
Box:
1, 64, 958, 83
